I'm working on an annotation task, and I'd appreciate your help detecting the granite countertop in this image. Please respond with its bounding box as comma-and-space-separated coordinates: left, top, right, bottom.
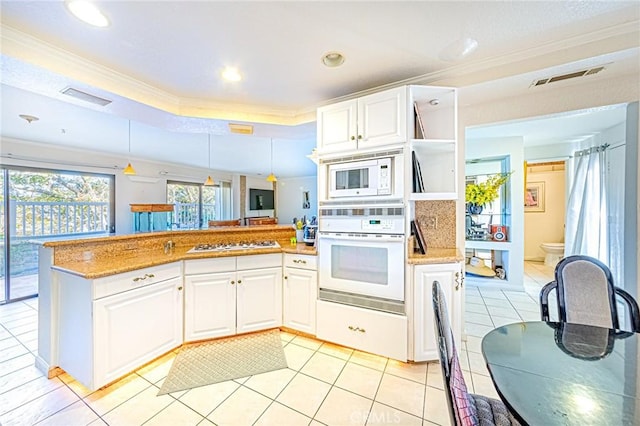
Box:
407, 248, 464, 265
52, 242, 317, 279
42, 225, 293, 247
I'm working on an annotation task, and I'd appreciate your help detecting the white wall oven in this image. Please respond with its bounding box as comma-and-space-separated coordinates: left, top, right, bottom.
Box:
319, 149, 404, 203
318, 206, 405, 314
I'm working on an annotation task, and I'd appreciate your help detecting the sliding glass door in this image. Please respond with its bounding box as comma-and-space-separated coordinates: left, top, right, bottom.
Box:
1, 166, 115, 304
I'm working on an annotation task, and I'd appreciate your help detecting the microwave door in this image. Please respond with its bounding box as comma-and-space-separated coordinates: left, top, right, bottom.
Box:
329, 163, 379, 198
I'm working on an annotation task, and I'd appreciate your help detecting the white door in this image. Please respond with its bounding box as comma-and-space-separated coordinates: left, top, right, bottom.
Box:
93, 277, 183, 388
237, 267, 283, 333
358, 87, 407, 148
184, 271, 237, 341
317, 99, 358, 154
283, 267, 317, 334
413, 263, 462, 362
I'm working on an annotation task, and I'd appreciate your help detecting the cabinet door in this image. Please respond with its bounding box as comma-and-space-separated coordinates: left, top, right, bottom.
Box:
283, 267, 317, 334
93, 277, 183, 388
357, 87, 407, 148
317, 99, 358, 154
184, 271, 237, 341
413, 263, 462, 362
236, 267, 283, 333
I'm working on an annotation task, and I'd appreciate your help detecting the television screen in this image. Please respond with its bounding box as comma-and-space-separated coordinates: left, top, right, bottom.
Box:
249, 188, 275, 210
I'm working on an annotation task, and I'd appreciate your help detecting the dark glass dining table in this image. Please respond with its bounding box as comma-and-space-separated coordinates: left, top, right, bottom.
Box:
481, 321, 638, 425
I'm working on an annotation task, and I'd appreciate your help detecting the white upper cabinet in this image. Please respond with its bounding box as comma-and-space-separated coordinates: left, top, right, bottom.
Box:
317, 86, 407, 154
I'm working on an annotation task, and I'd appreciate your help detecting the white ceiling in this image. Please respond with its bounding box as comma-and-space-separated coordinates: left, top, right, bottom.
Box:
0, 1, 638, 177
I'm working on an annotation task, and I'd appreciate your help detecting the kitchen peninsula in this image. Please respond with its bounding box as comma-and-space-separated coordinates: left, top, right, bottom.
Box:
36, 225, 315, 390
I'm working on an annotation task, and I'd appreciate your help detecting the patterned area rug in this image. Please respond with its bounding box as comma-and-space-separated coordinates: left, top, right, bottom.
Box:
158, 329, 288, 395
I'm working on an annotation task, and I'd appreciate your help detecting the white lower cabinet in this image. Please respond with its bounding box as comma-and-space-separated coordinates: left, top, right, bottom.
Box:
94, 277, 183, 387
183, 254, 282, 341
316, 300, 407, 361
412, 262, 462, 361
183, 270, 236, 341
283, 254, 317, 334
56, 262, 183, 390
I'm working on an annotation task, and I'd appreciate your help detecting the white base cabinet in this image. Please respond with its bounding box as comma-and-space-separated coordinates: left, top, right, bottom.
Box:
412, 262, 462, 361
283, 254, 317, 334
183, 254, 282, 341
56, 262, 183, 390
183, 270, 236, 341
316, 300, 407, 361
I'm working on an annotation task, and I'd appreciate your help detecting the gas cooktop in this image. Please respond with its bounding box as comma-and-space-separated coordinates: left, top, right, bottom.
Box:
187, 241, 280, 253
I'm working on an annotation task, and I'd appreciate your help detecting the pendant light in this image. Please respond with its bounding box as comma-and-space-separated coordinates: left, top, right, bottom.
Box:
266, 138, 277, 182
204, 134, 215, 186
123, 120, 136, 175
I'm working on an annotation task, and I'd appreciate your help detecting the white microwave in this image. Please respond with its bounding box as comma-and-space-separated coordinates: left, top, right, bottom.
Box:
328, 157, 392, 198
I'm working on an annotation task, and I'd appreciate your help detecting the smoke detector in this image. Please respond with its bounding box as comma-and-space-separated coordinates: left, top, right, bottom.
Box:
531, 65, 607, 87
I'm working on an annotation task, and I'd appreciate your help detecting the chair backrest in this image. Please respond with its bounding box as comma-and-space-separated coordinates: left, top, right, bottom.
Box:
247, 217, 278, 225
208, 219, 241, 227
555, 255, 618, 329
432, 281, 477, 426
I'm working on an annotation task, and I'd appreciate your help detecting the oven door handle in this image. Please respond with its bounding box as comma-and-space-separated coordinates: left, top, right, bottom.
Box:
318, 232, 404, 243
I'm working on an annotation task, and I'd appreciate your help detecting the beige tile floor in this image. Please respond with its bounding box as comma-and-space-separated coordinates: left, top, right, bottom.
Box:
0, 262, 552, 426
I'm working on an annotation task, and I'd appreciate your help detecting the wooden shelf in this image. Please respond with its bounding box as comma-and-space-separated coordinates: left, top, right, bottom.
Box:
130, 204, 174, 213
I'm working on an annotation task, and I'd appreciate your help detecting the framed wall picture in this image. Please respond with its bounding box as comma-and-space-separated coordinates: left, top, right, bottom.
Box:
525, 181, 545, 212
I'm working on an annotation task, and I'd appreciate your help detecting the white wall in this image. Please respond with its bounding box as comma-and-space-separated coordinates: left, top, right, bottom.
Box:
276, 176, 318, 226
0, 137, 234, 233
524, 167, 566, 261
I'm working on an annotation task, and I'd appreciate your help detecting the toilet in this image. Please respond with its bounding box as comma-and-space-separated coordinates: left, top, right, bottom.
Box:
541, 243, 565, 268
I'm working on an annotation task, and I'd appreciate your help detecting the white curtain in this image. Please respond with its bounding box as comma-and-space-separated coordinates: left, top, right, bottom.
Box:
564, 144, 609, 262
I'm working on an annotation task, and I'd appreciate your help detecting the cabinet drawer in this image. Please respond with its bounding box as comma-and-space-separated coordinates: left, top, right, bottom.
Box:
316, 300, 407, 361
283, 253, 317, 270
184, 257, 236, 275
236, 253, 282, 270
93, 262, 181, 300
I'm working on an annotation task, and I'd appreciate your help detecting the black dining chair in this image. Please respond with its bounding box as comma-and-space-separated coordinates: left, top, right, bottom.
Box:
540, 255, 640, 333
432, 281, 521, 426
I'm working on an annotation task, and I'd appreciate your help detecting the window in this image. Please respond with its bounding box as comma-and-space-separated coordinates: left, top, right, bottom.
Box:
167, 180, 232, 229
1, 166, 115, 303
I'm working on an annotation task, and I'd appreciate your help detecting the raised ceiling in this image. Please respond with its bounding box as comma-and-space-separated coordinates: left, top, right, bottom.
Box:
0, 1, 638, 177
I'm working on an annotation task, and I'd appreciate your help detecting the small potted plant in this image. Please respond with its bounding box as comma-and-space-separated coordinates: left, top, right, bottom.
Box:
465, 172, 513, 214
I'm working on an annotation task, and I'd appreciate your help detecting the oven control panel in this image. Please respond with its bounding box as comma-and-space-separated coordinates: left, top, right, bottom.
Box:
361, 219, 395, 231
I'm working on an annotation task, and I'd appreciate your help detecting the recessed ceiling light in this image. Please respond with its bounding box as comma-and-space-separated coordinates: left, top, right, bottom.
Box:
222, 67, 242, 82
322, 52, 345, 68
65, 1, 110, 27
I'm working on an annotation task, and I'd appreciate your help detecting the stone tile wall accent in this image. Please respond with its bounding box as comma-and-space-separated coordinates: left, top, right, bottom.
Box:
414, 200, 456, 248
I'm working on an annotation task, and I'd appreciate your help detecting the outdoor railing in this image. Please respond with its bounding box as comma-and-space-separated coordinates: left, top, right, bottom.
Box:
0, 200, 219, 237
3, 201, 110, 237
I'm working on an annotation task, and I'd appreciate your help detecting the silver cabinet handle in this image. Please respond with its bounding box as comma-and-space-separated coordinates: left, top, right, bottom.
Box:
348, 325, 366, 333
454, 272, 462, 291
292, 259, 307, 264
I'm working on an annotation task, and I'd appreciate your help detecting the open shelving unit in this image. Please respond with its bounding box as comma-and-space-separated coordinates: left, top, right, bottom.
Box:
408, 85, 457, 201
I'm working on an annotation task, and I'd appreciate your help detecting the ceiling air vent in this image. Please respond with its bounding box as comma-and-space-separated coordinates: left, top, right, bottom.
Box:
60, 87, 112, 106
531, 65, 606, 87
228, 123, 253, 135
